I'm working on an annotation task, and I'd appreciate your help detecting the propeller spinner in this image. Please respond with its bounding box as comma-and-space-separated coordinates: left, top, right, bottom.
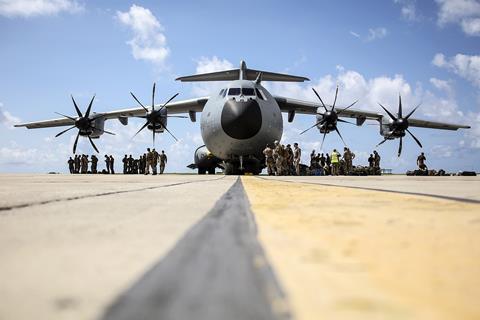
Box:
130, 83, 184, 145
300, 86, 357, 150
376, 95, 422, 157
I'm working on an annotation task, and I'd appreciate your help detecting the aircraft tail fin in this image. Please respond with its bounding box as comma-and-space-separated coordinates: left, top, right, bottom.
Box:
175, 60, 309, 82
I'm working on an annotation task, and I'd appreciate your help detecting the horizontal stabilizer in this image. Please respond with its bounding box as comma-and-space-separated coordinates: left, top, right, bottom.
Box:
176, 60, 309, 82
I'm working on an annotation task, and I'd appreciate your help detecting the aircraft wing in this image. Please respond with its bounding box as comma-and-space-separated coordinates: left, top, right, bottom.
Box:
14, 117, 75, 129
100, 97, 209, 119
407, 118, 470, 130
15, 97, 209, 129
274, 95, 470, 130
274, 96, 381, 119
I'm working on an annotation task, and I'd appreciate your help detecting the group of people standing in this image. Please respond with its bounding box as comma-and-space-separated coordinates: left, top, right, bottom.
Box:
263, 141, 302, 176
67, 155, 115, 174
310, 147, 360, 175
367, 150, 382, 174
122, 148, 168, 175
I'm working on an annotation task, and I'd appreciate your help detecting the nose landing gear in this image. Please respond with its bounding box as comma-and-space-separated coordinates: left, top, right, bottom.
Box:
224, 157, 262, 175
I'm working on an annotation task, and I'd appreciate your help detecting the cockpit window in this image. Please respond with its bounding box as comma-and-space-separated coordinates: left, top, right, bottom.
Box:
222, 88, 227, 98
241, 88, 255, 96
219, 89, 225, 97
228, 88, 241, 96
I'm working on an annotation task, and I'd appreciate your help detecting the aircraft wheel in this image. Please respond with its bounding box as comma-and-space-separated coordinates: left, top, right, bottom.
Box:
198, 168, 206, 175
224, 163, 238, 175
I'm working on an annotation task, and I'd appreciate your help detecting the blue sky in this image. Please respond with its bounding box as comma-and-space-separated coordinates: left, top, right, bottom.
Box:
0, 0, 479, 173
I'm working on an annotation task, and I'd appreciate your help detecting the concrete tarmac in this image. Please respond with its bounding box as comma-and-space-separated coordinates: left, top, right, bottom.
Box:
0, 174, 479, 320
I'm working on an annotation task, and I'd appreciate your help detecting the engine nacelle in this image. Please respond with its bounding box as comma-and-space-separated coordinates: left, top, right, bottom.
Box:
187, 145, 222, 174
147, 107, 168, 133
80, 115, 105, 138
379, 117, 405, 139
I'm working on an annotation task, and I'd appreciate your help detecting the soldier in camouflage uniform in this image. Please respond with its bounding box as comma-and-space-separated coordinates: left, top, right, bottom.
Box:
285, 144, 294, 175
273, 140, 285, 176
91, 155, 98, 174
293, 143, 301, 176
262, 144, 275, 176
159, 150, 167, 174
151, 148, 159, 175
145, 148, 152, 175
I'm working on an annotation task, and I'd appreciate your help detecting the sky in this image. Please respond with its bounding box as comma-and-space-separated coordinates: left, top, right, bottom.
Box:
0, 0, 479, 173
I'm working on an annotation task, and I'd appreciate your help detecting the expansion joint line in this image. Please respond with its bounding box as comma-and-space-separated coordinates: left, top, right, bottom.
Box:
0, 176, 226, 213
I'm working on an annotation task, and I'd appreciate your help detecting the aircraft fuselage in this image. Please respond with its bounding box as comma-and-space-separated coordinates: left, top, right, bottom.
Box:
200, 80, 283, 160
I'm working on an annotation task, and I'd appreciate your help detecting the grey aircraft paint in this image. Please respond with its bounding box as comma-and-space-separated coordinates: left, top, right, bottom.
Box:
200, 80, 283, 160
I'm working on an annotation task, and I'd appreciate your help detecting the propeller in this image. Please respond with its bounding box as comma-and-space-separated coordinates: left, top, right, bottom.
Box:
130, 82, 181, 145
376, 95, 422, 157
300, 86, 358, 150
55, 95, 115, 154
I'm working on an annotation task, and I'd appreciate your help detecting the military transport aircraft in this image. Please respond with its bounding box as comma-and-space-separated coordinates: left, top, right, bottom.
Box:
15, 61, 470, 175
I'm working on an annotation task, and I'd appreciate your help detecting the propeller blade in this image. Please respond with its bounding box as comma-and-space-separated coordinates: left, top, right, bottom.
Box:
73, 131, 80, 154
153, 125, 155, 146
55, 112, 76, 121
337, 100, 358, 115
160, 123, 179, 142
334, 127, 346, 146
84, 95, 95, 118
133, 121, 149, 139
398, 95, 403, 118
320, 130, 328, 151
101, 129, 116, 135
406, 128, 423, 148
376, 130, 396, 147
71, 95, 83, 117
300, 118, 326, 135
378, 103, 397, 121
88, 126, 115, 135
405, 103, 422, 119
312, 88, 328, 112
167, 115, 188, 118
376, 138, 389, 147
398, 137, 403, 157
152, 82, 156, 112
158, 93, 180, 112
55, 126, 76, 137
337, 119, 355, 125
88, 136, 99, 153
332, 86, 339, 110
130, 92, 149, 112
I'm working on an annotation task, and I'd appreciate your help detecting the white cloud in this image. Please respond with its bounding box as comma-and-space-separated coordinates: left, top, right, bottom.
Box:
116, 5, 169, 66
464, 111, 480, 148
435, 0, 480, 36
432, 53, 480, 88
0, 103, 21, 129
429, 77, 454, 95
350, 28, 388, 42
394, 0, 418, 21
195, 56, 234, 74
349, 31, 360, 38
0, 0, 83, 18
191, 56, 234, 96
366, 27, 388, 41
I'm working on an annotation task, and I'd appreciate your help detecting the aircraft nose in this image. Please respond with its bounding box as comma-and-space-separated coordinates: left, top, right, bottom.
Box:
221, 99, 262, 139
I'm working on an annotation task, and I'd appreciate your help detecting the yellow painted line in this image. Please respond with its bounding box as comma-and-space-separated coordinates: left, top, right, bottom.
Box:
242, 177, 480, 320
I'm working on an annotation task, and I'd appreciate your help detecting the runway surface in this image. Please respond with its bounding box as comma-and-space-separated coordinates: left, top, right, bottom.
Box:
0, 174, 479, 320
